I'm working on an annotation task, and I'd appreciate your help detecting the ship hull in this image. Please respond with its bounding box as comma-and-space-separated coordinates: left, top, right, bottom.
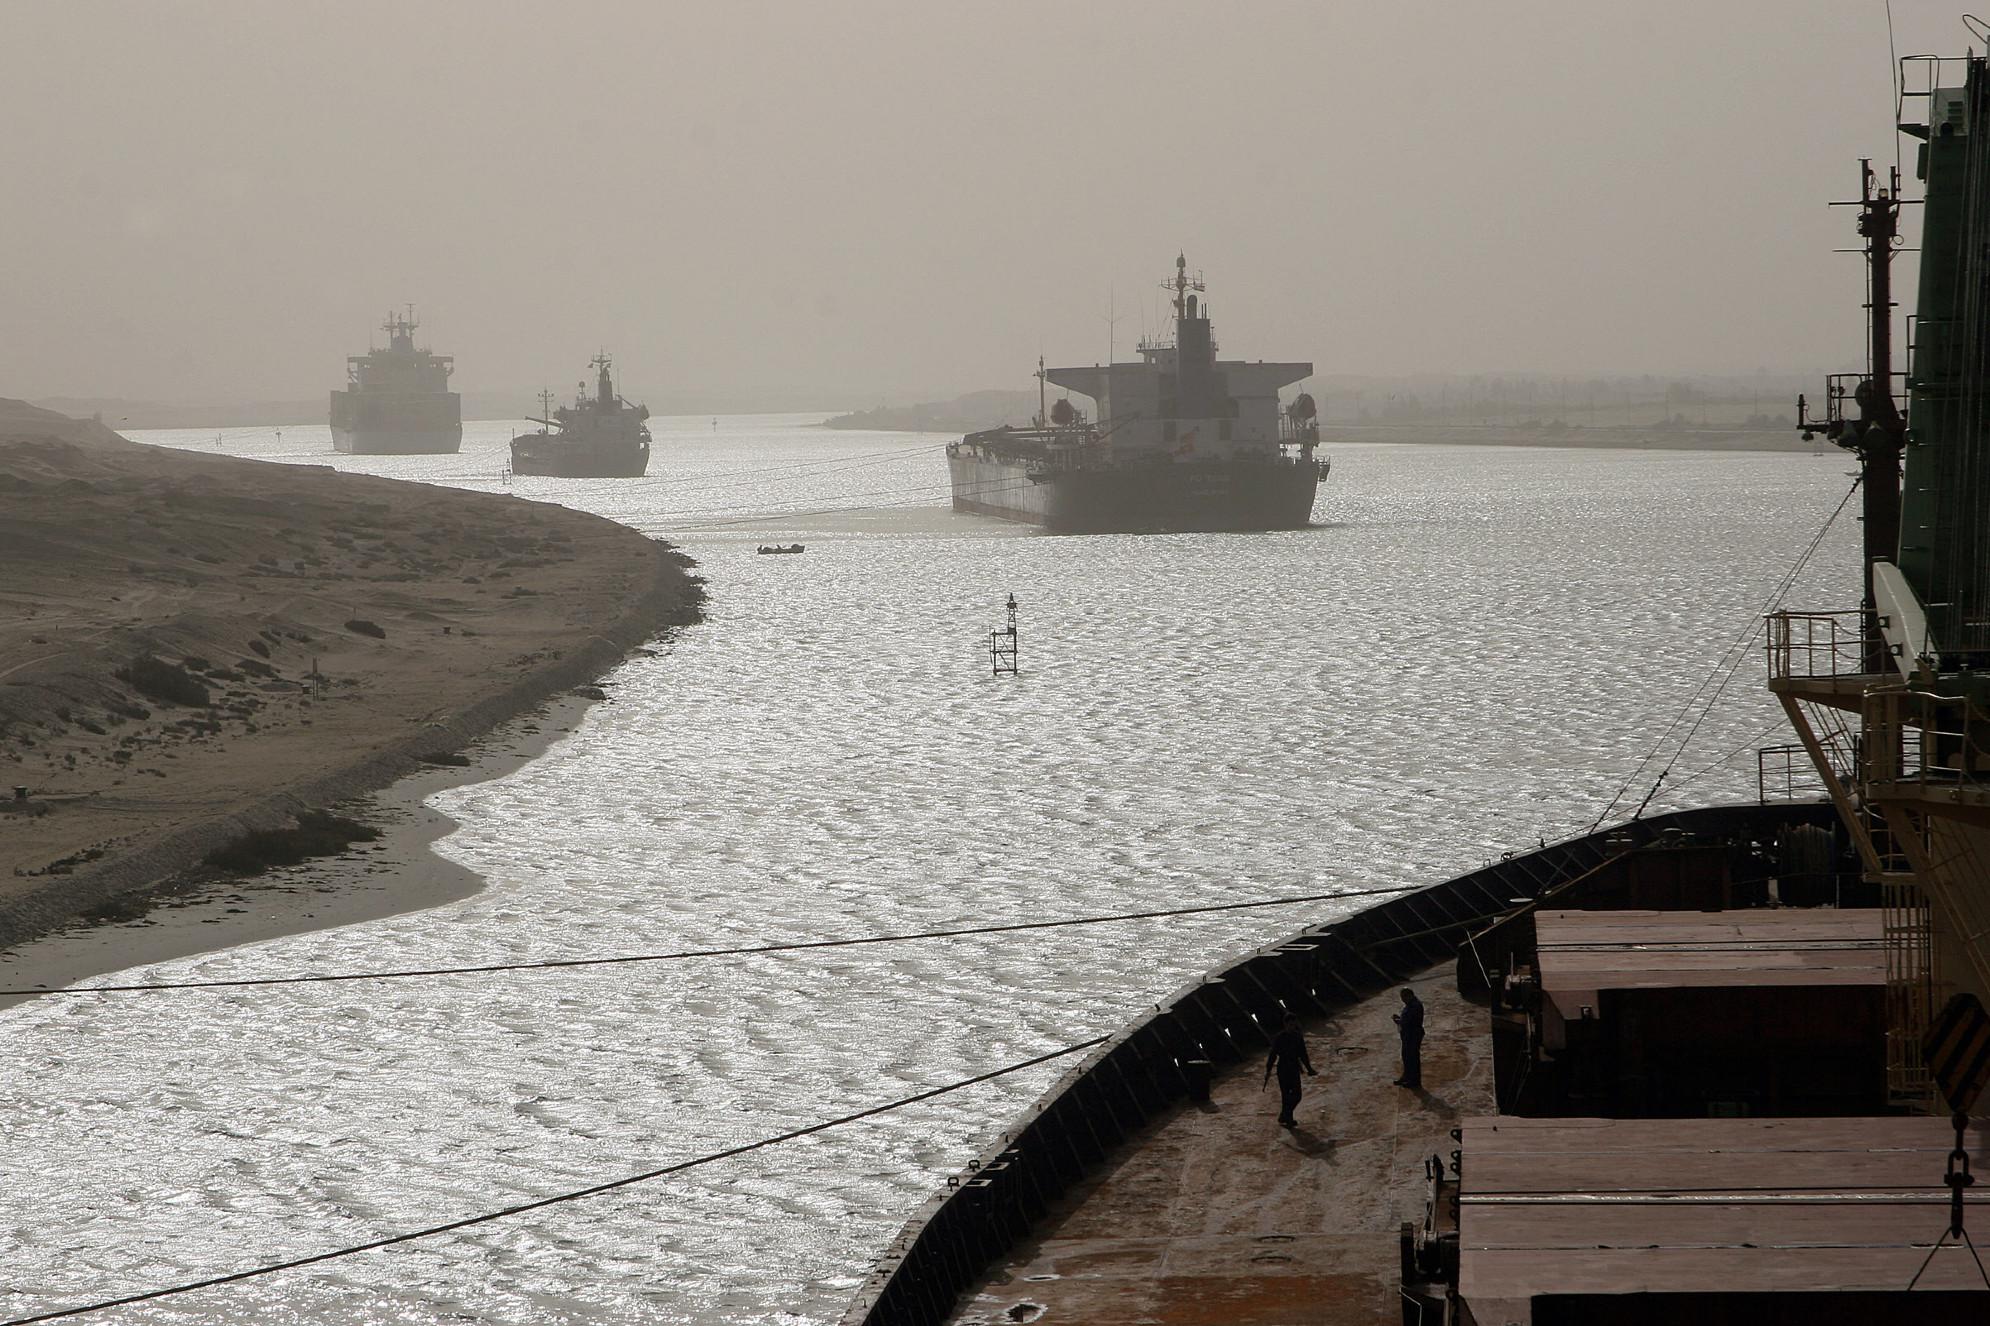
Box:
329, 388, 462, 455
330, 426, 462, 455
509, 437, 650, 479
948, 453, 1320, 533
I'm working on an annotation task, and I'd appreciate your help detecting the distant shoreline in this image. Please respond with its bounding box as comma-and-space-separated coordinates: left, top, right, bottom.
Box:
1316, 423, 1815, 452
32, 398, 871, 432
815, 415, 1817, 453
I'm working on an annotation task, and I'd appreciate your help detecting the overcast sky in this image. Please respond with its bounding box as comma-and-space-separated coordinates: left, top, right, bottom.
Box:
0, 1, 1966, 405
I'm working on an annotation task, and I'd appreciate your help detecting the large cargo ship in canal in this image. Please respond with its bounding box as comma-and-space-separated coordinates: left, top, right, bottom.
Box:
508, 354, 652, 479
947, 256, 1326, 533
328, 308, 462, 455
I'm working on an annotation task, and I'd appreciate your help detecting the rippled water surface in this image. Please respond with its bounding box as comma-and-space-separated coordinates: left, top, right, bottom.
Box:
2, 418, 1855, 1322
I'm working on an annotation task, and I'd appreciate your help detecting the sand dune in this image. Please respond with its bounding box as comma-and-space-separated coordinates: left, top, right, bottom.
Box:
0, 399, 701, 943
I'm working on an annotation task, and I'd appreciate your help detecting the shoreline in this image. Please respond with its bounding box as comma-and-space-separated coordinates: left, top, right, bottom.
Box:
0, 693, 595, 1005
0, 401, 706, 954
0, 537, 699, 952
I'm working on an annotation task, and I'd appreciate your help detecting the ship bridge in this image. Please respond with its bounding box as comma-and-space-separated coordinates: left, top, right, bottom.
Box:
1044, 359, 1312, 430
1043, 258, 1311, 455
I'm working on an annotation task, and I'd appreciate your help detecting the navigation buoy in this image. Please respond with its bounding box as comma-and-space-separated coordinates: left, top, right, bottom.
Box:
990, 594, 1020, 676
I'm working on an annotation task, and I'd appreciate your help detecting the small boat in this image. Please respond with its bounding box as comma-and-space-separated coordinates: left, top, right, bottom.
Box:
756, 543, 805, 555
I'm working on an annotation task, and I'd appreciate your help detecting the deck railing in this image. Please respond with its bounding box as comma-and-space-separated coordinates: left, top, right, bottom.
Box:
1757, 743, 1831, 803
1765, 608, 1868, 682
1862, 687, 1990, 789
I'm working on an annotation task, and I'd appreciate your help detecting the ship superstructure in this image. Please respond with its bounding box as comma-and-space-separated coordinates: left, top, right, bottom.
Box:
1771, 52, 1990, 1113
947, 256, 1326, 533
508, 354, 651, 479
328, 307, 462, 455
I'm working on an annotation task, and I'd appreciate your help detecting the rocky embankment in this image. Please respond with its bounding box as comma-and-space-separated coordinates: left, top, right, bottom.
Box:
0, 399, 702, 943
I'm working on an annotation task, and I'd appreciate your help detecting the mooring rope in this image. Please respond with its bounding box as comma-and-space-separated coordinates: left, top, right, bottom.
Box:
1589, 474, 1861, 831
0, 882, 1428, 998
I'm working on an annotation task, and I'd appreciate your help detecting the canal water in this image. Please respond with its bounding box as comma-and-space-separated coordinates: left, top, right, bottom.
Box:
0, 418, 1854, 1323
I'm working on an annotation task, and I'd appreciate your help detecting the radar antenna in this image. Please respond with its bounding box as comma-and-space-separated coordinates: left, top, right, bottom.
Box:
1164, 253, 1205, 323
382, 305, 419, 351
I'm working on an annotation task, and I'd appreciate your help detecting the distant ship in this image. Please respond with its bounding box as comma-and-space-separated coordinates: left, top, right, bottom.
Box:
947, 256, 1326, 533
328, 307, 462, 455
509, 355, 652, 478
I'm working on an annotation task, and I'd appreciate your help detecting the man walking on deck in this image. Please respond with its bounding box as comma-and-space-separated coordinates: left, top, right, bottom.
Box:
1393, 987, 1425, 1089
1264, 1013, 1317, 1128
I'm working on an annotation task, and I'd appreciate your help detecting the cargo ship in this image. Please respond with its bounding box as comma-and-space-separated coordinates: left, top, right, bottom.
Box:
946, 256, 1327, 533
508, 355, 651, 479
328, 308, 462, 455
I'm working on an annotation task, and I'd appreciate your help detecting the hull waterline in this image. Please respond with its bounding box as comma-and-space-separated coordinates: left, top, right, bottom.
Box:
948, 452, 1319, 533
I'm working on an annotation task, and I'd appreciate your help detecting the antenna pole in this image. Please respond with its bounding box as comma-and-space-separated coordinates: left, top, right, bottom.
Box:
1100, 288, 1131, 371
1856, 158, 1907, 673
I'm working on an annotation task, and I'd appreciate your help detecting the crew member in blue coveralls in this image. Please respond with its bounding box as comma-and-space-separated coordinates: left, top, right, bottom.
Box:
1263, 1012, 1317, 1128
1393, 987, 1425, 1089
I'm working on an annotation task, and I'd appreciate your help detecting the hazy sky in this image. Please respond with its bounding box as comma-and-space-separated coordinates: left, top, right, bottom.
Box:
0, 1, 1965, 405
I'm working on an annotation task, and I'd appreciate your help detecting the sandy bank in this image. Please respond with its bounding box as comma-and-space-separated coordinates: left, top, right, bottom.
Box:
0, 399, 703, 947
0, 693, 597, 1006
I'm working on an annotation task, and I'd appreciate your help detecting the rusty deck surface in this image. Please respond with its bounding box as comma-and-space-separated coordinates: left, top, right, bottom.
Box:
946, 965, 1491, 1325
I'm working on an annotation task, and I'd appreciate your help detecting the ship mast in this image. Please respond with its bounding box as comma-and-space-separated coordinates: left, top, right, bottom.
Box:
1165, 253, 1205, 327
1855, 162, 1907, 676
383, 305, 418, 353
591, 352, 615, 407
1799, 161, 1907, 673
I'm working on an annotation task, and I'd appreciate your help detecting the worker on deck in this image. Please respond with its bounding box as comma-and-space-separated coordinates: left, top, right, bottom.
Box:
1394, 987, 1425, 1089
1263, 1012, 1317, 1128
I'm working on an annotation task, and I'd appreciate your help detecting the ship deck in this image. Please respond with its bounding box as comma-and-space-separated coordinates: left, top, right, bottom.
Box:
944, 964, 1489, 1325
